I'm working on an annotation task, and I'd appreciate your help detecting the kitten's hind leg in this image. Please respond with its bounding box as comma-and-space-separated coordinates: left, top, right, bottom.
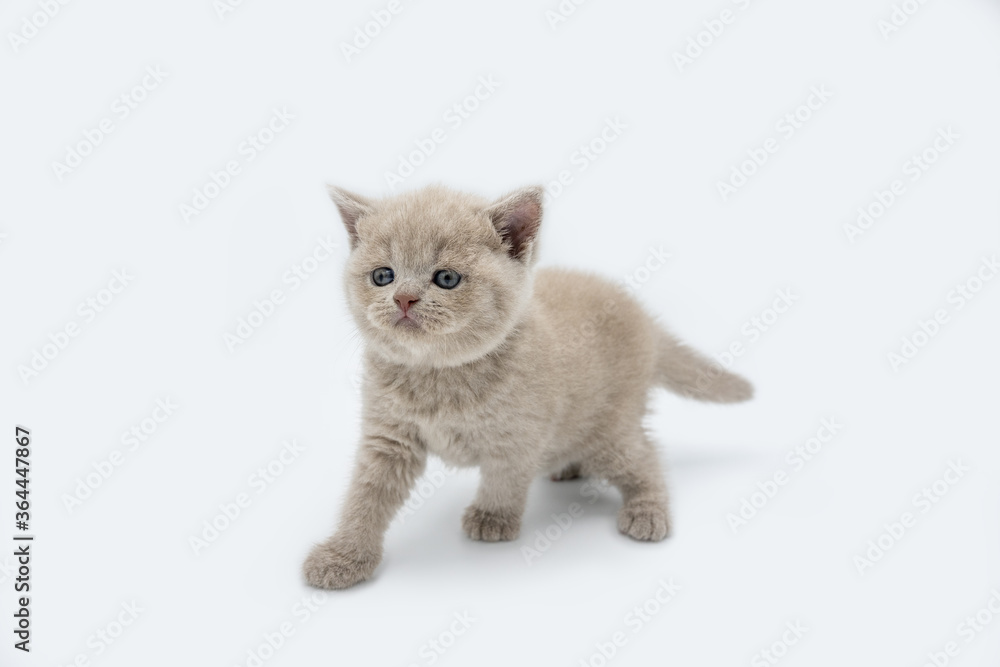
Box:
549, 462, 583, 481
594, 432, 671, 542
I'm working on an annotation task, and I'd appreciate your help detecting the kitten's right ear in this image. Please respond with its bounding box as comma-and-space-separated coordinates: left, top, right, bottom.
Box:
327, 185, 375, 249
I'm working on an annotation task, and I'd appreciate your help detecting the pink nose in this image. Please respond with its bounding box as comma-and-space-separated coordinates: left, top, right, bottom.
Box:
394, 294, 419, 314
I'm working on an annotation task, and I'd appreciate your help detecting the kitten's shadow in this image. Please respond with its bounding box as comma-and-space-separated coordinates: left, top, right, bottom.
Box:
665, 443, 768, 471
384, 445, 766, 575
384, 475, 619, 569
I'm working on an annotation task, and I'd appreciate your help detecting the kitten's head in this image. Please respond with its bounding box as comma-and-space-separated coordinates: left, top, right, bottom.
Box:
329, 184, 543, 367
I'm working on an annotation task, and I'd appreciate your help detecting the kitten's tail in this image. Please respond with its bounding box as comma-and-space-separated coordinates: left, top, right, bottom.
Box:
655, 329, 754, 403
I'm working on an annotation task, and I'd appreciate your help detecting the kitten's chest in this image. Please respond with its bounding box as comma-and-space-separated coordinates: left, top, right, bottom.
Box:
414, 388, 499, 467
417, 417, 481, 467
375, 366, 506, 467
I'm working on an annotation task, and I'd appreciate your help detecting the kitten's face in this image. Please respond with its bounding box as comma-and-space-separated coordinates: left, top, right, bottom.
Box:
332, 185, 543, 367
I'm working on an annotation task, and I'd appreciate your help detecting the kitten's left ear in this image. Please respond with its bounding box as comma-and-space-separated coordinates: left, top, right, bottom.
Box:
327, 185, 375, 249
485, 186, 544, 261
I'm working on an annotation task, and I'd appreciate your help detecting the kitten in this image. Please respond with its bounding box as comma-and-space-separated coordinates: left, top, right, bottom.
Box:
303, 184, 752, 589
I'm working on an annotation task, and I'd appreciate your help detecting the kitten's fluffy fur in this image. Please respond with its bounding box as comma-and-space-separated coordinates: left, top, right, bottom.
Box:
303, 185, 752, 589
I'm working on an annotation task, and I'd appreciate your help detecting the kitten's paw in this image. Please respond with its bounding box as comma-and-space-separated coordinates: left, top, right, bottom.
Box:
549, 463, 582, 481
618, 500, 671, 542
302, 541, 380, 590
462, 506, 521, 541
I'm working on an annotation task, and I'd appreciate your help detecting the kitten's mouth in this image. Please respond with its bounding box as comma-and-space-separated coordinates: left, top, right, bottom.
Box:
393, 313, 421, 329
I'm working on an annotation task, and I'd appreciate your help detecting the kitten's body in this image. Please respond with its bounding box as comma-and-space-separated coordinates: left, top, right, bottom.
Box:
304, 185, 752, 589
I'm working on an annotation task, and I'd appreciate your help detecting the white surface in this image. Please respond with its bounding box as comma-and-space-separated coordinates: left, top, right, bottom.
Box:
2, 0, 999, 665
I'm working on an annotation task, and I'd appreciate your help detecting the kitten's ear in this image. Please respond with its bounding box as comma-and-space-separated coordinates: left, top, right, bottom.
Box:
327, 185, 375, 249
485, 186, 544, 261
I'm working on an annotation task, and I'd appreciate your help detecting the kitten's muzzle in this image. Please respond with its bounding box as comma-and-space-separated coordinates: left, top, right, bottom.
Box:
394, 293, 420, 315
392, 292, 422, 327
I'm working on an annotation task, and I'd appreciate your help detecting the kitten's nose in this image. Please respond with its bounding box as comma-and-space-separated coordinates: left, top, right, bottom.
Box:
394, 293, 419, 314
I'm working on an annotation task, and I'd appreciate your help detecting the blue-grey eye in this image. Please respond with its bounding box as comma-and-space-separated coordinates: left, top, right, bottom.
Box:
433, 269, 461, 289
371, 267, 394, 286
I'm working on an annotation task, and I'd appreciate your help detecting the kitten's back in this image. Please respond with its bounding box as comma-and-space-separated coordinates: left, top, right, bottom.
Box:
532, 267, 753, 404
531, 267, 661, 397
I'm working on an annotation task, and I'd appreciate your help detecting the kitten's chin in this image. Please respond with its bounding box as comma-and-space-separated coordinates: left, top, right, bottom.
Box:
361, 306, 525, 368
393, 317, 421, 329
365, 325, 507, 369
368, 312, 463, 337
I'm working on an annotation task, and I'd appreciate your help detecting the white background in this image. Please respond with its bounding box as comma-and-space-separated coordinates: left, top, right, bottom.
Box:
2, 0, 999, 665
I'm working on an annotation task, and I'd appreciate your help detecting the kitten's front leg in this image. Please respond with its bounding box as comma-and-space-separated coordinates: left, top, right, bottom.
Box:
462, 460, 533, 542
303, 432, 425, 589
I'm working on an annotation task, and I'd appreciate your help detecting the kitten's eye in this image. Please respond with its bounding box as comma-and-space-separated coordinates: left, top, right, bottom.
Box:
371, 267, 394, 286
433, 269, 461, 289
